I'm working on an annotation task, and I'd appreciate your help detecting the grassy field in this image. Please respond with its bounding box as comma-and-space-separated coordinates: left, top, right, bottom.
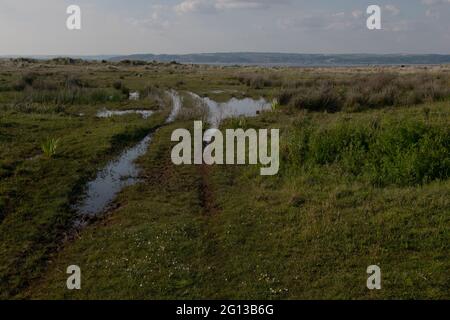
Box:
0, 58, 449, 299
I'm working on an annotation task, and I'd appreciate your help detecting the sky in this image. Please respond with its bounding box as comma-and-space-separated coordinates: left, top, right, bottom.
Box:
1, 0, 450, 55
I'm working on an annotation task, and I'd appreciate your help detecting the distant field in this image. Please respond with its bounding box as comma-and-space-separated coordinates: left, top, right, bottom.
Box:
0, 58, 449, 299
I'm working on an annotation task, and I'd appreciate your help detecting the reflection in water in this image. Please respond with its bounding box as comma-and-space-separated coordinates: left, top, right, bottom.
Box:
189, 93, 271, 141
75, 91, 182, 217
190, 93, 270, 127
96, 109, 154, 119
166, 90, 182, 123
76, 135, 152, 216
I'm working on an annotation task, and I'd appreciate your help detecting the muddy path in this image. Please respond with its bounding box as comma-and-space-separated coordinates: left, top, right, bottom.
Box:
74, 90, 182, 223
199, 164, 219, 216
16, 91, 183, 298
23, 92, 272, 298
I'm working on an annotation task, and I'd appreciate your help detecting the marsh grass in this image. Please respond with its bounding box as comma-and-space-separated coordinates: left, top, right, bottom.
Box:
176, 93, 209, 122
1, 60, 449, 299
41, 137, 60, 158
285, 117, 450, 186
15, 87, 124, 106
28, 113, 450, 300
271, 98, 280, 112
238, 72, 450, 112
225, 116, 249, 130
12, 72, 127, 106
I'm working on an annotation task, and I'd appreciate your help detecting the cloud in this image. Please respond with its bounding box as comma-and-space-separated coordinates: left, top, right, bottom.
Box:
421, 0, 450, 5
175, 0, 286, 14
352, 10, 363, 18
384, 4, 400, 16
278, 10, 362, 32
174, 0, 213, 14
128, 5, 172, 30
425, 8, 440, 18
421, 0, 450, 19
384, 20, 411, 32
128, 13, 170, 30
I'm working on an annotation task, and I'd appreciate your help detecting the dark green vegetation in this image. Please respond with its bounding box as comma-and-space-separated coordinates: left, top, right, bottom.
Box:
0, 59, 449, 299
238, 71, 450, 112
285, 117, 449, 186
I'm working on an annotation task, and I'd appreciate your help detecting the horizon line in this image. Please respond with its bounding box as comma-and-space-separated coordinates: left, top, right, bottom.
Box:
2, 52, 450, 58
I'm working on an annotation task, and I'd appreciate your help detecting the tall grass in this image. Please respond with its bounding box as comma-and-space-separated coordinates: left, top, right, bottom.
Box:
41, 137, 60, 158
236, 73, 282, 89
285, 119, 450, 186
238, 72, 450, 112
12, 73, 126, 106
271, 99, 280, 111
176, 93, 209, 122
226, 116, 249, 130
15, 87, 124, 105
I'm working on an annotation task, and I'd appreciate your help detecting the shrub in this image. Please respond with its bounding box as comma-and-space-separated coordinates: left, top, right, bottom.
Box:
13, 72, 37, 91
112, 81, 123, 90
21, 72, 38, 86
277, 89, 295, 105
121, 86, 130, 96
289, 86, 343, 112
236, 73, 280, 89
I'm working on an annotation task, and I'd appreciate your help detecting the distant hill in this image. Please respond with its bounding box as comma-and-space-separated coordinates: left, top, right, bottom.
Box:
0, 55, 117, 61
108, 52, 450, 66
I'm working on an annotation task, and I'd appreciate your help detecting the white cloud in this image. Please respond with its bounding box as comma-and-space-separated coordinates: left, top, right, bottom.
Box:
425, 8, 440, 18
351, 10, 363, 18
175, 0, 285, 14
421, 0, 450, 19
421, 0, 450, 5
384, 4, 400, 16
278, 11, 362, 32
128, 5, 172, 30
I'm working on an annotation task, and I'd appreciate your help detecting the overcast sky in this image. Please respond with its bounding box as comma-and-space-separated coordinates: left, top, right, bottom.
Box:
1, 0, 450, 55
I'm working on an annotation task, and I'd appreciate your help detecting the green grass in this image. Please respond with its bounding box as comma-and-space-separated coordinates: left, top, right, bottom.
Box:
41, 137, 60, 158
285, 117, 449, 186
25, 102, 450, 300
0, 109, 169, 298
0, 60, 449, 299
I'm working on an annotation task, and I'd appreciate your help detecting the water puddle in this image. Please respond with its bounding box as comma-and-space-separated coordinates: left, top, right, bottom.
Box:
75, 91, 181, 219
209, 89, 240, 94
76, 135, 152, 216
129, 91, 140, 101
189, 93, 271, 141
166, 90, 182, 123
74, 90, 263, 220
190, 93, 271, 128
96, 109, 154, 119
